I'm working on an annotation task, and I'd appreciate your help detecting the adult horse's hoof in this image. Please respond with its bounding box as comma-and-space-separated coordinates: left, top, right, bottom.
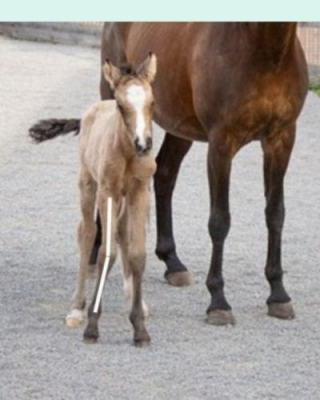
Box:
165, 271, 193, 287
207, 309, 236, 326
65, 309, 83, 328
268, 301, 295, 320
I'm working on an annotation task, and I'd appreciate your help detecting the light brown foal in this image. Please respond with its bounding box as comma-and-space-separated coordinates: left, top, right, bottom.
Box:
66, 53, 157, 346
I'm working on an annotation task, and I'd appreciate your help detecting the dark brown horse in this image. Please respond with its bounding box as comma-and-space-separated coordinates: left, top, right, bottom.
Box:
30, 23, 308, 326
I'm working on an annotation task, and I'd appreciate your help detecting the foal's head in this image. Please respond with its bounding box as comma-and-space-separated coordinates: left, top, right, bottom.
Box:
103, 53, 157, 156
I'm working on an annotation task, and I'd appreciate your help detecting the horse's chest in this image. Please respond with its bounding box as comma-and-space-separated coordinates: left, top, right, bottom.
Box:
121, 156, 157, 195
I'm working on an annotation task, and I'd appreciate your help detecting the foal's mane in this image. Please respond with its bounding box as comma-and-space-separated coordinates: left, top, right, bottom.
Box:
120, 63, 137, 76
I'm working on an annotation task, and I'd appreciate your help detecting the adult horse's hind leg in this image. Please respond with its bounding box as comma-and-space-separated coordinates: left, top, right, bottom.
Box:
154, 133, 193, 286
261, 125, 296, 319
206, 136, 235, 326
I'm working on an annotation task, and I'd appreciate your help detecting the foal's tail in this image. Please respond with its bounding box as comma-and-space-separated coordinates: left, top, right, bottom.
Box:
29, 118, 81, 143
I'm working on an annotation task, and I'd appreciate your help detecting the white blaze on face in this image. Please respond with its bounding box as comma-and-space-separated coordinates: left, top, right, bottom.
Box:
126, 84, 147, 147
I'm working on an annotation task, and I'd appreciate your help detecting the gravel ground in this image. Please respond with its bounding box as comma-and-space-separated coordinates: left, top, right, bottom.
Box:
0, 35, 320, 400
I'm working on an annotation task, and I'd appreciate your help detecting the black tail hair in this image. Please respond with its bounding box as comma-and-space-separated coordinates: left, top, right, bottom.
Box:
29, 118, 81, 143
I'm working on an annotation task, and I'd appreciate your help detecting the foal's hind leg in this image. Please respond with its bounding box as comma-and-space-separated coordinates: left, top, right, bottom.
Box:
261, 126, 296, 319
66, 172, 96, 327
155, 133, 193, 286
83, 196, 117, 343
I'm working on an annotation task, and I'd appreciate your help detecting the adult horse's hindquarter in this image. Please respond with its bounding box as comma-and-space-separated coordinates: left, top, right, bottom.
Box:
101, 23, 308, 324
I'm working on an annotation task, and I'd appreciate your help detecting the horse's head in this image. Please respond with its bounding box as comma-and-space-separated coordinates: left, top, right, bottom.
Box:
102, 53, 157, 156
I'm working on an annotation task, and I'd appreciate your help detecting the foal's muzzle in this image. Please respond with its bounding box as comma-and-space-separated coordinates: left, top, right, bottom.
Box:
134, 137, 153, 156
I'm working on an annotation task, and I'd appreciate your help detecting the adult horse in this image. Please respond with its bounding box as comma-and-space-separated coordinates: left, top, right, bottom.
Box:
30, 23, 308, 325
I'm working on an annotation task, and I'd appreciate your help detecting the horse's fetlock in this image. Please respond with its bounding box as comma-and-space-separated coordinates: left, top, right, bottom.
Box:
155, 239, 175, 261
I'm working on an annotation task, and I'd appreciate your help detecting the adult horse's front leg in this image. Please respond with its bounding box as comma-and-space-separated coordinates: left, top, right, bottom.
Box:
154, 133, 193, 286
206, 137, 235, 326
262, 125, 296, 319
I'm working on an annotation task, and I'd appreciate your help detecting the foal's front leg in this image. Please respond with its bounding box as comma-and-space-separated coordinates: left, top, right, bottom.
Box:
118, 205, 150, 318
125, 182, 151, 346
66, 173, 96, 328
262, 126, 296, 319
83, 194, 117, 343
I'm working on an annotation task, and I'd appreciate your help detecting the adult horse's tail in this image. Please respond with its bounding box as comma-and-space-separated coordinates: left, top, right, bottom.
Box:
29, 118, 80, 143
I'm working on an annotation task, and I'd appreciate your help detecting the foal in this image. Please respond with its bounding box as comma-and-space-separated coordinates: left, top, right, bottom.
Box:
66, 54, 157, 346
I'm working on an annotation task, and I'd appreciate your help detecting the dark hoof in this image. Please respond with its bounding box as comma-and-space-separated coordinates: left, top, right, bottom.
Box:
83, 324, 99, 343
165, 271, 193, 287
207, 309, 236, 326
134, 329, 150, 348
134, 338, 151, 348
268, 301, 295, 320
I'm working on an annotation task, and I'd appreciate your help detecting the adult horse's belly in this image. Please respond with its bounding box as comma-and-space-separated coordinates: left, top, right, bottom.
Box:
124, 23, 209, 142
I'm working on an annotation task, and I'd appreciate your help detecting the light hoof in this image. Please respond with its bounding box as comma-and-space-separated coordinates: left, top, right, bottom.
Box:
65, 309, 84, 328
207, 309, 236, 326
268, 301, 295, 320
165, 271, 193, 287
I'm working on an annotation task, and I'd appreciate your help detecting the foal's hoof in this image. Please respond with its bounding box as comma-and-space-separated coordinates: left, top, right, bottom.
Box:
134, 331, 151, 348
207, 309, 236, 326
268, 301, 295, 320
134, 339, 151, 348
165, 271, 193, 287
65, 309, 83, 328
83, 324, 99, 343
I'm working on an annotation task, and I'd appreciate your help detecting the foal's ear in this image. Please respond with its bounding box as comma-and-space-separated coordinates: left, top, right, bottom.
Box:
102, 59, 122, 89
137, 53, 157, 83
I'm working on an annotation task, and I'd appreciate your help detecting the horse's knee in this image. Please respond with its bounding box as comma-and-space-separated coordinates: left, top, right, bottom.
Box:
97, 246, 117, 267
128, 251, 146, 274
265, 202, 285, 233
154, 166, 175, 195
208, 208, 230, 243
78, 220, 97, 247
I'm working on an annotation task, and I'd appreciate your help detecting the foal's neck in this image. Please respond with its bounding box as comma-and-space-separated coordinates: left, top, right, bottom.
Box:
115, 110, 137, 161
